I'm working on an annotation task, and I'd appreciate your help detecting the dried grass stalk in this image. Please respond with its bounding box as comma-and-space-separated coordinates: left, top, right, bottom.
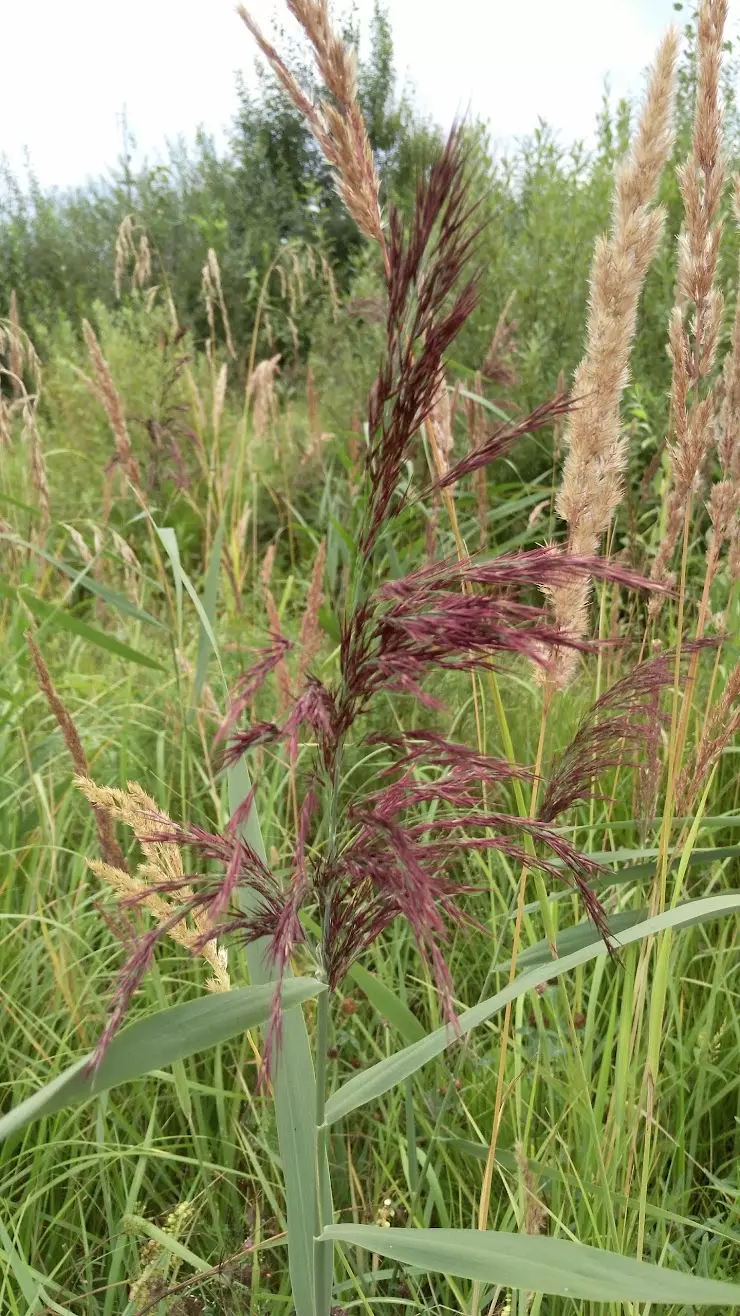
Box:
428, 376, 455, 477
298, 536, 326, 680
650, 0, 728, 607
237, 1, 386, 260
707, 175, 740, 560
676, 657, 740, 812
114, 216, 153, 299
202, 249, 236, 360
76, 777, 230, 992
549, 28, 678, 683
24, 404, 51, 531
114, 215, 135, 300
82, 320, 142, 491
246, 354, 281, 438
8, 290, 22, 396
212, 361, 228, 439
26, 634, 126, 871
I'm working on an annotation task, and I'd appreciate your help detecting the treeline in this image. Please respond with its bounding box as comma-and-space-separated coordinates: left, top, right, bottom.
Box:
2, 3, 739, 421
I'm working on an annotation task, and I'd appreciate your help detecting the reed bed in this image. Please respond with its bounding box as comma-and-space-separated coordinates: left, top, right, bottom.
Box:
0, 3, 739, 1314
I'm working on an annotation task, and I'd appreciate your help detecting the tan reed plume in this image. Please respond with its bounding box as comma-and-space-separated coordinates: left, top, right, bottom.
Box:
482, 291, 518, 391
0, 395, 11, 450
237, 1, 386, 263
465, 372, 488, 548
76, 777, 230, 992
429, 376, 455, 477
649, 0, 728, 609
24, 404, 51, 531
114, 216, 153, 300
8, 291, 21, 396
114, 215, 135, 300
246, 354, 281, 438
82, 320, 143, 491
202, 248, 236, 361
133, 234, 152, 292
298, 535, 326, 680
26, 633, 126, 871
212, 361, 228, 440
548, 28, 678, 684
706, 175, 740, 572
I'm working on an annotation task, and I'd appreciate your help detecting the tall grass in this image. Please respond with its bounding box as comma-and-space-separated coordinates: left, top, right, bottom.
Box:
1, 2, 740, 1314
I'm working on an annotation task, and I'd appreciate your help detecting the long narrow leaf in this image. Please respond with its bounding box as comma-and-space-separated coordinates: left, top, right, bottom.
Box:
0, 582, 162, 671
325, 894, 740, 1124
229, 759, 328, 1316
322, 1225, 740, 1304
513, 890, 740, 970
0, 535, 162, 627
0, 980, 323, 1143
194, 518, 224, 706
349, 964, 426, 1045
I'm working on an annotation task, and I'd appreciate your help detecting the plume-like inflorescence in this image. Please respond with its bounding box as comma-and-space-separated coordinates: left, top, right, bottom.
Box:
377, 547, 670, 603
236, 1, 385, 252
650, 0, 727, 609
362, 128, 481, 549
88, 810, 289, 1067
428, 393, 572, 493
538, 643, 715, 825
215, 633, 292, 746
91, 18, 685, 1065
549, 28, 678, 680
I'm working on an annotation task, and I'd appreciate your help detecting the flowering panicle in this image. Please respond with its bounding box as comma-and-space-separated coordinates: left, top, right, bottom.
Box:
362, 128, 481, 548
215, 633, 293, 746
87, 24, 682, 1064
237, 1, 385, 252
429, 393, 572, 494
650, 0, 728, 607
538, 644, 715, 825
549, 28, 678, 678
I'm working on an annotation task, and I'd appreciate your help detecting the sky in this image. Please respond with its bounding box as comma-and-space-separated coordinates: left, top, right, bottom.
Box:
0, 0, 702, 191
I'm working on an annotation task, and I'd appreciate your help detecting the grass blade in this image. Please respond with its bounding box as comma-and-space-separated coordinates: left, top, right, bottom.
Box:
348, 964, 426, 1045
324, 894, 740, 1124
229, 759, 327, 1316
0, 980, 323, 1143
322, 1225, 740, 1304
0, 582, 162, 670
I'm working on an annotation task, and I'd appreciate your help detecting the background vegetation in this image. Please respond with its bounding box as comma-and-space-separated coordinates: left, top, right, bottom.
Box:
1, 3, 739, 1314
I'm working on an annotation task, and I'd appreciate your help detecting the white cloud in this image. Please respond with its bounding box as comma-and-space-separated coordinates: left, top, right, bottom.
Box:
0, 0, 687, 189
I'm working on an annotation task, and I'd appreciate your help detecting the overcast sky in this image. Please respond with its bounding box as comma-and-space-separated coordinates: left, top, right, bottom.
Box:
0, 0, 708, 190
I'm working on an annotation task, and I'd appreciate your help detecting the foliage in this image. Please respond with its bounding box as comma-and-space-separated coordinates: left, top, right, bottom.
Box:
1, 3, 740, 1315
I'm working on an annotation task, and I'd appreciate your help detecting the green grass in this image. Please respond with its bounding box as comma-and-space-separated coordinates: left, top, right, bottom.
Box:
1, 449, 739, 1315
0, 268, 738, 1314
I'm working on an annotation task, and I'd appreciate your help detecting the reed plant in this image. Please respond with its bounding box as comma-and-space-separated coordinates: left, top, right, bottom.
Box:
2, 3, 740, 1314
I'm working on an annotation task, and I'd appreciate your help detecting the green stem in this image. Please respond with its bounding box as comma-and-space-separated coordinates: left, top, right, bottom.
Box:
405, 1076, 419, 1200
314, 987, 331, 1316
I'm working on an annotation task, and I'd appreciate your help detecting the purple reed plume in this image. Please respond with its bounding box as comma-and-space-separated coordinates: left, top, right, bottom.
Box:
93, 126, 670, 1063
538, 642, 717, 824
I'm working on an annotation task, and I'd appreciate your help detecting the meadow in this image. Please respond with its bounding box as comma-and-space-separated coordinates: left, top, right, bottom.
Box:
1, 2, 740, 1313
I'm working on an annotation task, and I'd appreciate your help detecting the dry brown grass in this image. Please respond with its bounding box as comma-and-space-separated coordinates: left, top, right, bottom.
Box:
81, 319, 143, 492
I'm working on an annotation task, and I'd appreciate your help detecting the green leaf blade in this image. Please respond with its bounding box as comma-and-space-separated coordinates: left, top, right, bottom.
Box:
323, 1226, 740, 1305
0, 980, 323, 1143
325, 894, 740, 1125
